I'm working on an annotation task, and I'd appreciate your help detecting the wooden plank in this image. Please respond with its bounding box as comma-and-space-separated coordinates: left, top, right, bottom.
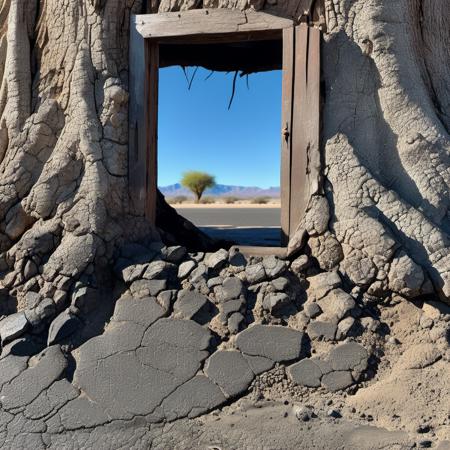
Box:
128, 15, 147, 216
135, 9, 293, 40
289, 24, 321, 235
145, 41, 159, 225
280, 27, 295, 247
289, 23, 310, 235
229, 245, 288, 259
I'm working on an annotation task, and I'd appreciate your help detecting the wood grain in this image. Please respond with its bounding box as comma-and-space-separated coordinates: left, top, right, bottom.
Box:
135, 9, 293, 40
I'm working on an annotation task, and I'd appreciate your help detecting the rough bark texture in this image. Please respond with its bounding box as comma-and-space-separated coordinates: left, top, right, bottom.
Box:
0, 0, 449, 309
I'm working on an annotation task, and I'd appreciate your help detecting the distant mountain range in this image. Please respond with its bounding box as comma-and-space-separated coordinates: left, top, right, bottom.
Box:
159, 183, 280, 198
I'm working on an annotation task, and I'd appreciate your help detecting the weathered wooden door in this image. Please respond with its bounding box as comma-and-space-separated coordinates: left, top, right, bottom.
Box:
280, 23, 321, 246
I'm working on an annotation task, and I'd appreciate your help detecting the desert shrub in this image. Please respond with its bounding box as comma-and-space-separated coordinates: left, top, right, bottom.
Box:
251, 196, 271, 204
200, 196, 216, 204
223, 196, 239, 204
167, 195, 188, 204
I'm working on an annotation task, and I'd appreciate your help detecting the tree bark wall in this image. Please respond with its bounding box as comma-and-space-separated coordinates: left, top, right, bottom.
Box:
0, 0, 448, 307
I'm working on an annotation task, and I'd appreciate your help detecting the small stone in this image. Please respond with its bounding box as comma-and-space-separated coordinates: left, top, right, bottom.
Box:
304, 302, 322, 319
0, 312, 29, 343
308, 271, 342, 300
288, 359, 322, 388
222, 298, 245, 317
216, 277, 244, 302
228, 312, 245, 334
263, 256, 286, 278
416, 424, 431, 434
318, 289, 356, 323
293, 405, 313, 422
337, 317, 355, 339
189, 264, 208, 283
321, 370, 353, 392
329, 342, 369, 373
386, 335, 399, 345
360, 317, 380, 332
47, 311, 81, 345
245, 263, 266, 284
418, 440, 432, 448
236, 324, 305, 362
327, 409, 341, 418
420, 315, 433, 329
291, 255, 309, 274
271, 277, 289, 292
143, 261, 174, 280
130, 279, 167, 298
173, 290, 212, 323
162, 246, 187, 264
307, 321, 337, 341
205, 249, 229, 271
207, 276, 223, 289
262, 293, 290, 313
25, 292, 41, 309
156, 290, 177, 311
71, 286, 97, 313
178, 260, 196, 279
121, 264, 146, 283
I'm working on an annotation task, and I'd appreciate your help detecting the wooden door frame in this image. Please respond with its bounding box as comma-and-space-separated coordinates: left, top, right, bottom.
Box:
129, 9, 321, 250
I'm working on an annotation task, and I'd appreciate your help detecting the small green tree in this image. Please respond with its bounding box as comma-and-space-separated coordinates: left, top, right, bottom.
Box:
181, 171, 216, 203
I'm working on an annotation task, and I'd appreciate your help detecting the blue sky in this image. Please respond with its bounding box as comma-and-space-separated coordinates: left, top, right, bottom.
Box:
158, 66, 282, 188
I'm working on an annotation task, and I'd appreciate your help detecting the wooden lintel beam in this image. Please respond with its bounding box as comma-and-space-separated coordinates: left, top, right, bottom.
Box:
134, 9, 294, 40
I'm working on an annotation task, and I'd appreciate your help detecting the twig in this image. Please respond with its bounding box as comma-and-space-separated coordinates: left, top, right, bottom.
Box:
228, 71, 239, 110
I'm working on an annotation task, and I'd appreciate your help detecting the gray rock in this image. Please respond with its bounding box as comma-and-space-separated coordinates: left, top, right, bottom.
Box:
337, 317, 356, 339
25, 292, 41, 309
143, 261, 174, 280
271, 276, 289, 292
47, 311, 81, 345
293, 405, 314, 421
173, 290, 212, 322
288, 359, 323, 388
112, 296, 165, 327
243, 354, 274, 375
228, 312, 245, 334
130, 279, 167, 298
178, 260, 196, 279
207, 276, 223, 289
121, 263, 146, 283
71, 286, 98, 312
160, 375, 226, 421
162, 246, 187, 264
191, 252, 205, 262
1, 345, 67, 410
236, 324, 305, 362
304, 302, 322, 319
308, 271, 342, 300
307, 321, 337, 341
245, 263, 266, 284
318, 289, 356, 323
321, 370, 354, 392
0, 354, 28, 390
205, 350, 254, 398
327, 408, 342, 418
0, 312, 28, 344
263, 255, 286, 278
328, 342, 369, 373
291, 255, 310, 273
216, 277, 244, 302
156, 290, 177, 311
222, 298, 245, 317
189, 264, 208, 283
205, 249, 229, 271
262, 292, 290, 313
31, 298, 56, 325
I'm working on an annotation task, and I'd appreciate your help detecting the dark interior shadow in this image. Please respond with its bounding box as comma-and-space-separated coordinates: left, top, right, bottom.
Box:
200, 227, 282, 247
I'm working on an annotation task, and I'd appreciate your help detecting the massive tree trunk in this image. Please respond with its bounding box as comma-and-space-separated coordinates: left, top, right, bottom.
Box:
0, 0, 448, 311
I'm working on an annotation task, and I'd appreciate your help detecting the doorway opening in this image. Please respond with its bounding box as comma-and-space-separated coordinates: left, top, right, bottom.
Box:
158, 41, 283, 247
129, 9, 321, 254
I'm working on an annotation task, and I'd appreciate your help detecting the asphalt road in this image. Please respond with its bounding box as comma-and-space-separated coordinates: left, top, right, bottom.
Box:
175, 207, 281, 227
